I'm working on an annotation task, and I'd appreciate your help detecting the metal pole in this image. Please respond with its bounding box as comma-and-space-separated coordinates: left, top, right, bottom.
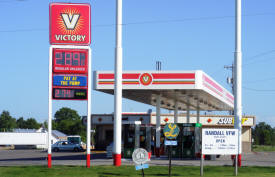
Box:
113, 0, 123, 166
48, 46, 53, 168
156, 95, 161, 157
234, 0, 242, 172
86, 47, 92, 168
169, 146, 172, 177
235, 154, 238, 176
200, 153, 203, 176
142, 166, 145, 177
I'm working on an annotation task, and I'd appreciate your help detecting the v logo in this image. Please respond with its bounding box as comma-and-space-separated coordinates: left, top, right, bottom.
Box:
61, 13, 80, 30
143, 76, 149, 82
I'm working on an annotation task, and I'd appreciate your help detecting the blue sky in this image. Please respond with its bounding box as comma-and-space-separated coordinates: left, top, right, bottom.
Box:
0, 0, 275, 126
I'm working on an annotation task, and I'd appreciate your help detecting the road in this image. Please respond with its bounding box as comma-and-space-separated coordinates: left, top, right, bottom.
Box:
0, 150, 275, 166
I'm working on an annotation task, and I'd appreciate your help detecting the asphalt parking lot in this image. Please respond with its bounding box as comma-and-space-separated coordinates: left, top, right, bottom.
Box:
0, 149, 275, 167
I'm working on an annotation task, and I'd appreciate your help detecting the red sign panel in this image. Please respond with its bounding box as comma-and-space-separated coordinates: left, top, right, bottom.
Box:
50, 3, 91, 45
52, 48, 88, 74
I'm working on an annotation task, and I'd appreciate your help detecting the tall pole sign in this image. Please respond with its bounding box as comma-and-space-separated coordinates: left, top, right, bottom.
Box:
48, 3, 91, 168
234, 0, 242, 174
113, 0, 123, 166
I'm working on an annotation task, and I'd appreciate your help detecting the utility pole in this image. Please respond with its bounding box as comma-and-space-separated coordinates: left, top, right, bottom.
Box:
224, 63, 234, 95
225, 63, 235, 115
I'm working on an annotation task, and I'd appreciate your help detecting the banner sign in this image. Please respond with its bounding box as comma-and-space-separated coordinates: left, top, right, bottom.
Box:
202, 128, 238, 155
50, 3, 91, 45
53, 75, 87, 87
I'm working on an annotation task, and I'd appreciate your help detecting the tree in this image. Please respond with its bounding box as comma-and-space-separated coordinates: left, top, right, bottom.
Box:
25, 118, 41, 129
16, 117, 26, 128
0, 111, 16, 132
16, 117, 41, 129
252, 122, 274, 145
54, 107, 85, 139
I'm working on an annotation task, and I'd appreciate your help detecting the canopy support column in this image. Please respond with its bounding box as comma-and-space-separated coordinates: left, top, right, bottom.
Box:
195, 104, 201, 158
156, 95, 161, 157
187, 104, 190, 123
196, 102, 200, 124
174, 101, 178, 123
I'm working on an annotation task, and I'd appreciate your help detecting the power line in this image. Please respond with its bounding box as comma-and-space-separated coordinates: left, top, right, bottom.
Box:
243, 86, 275, 92
0, 13, 275, 33
122, 13, 275, 26
244, 77, 275, 84
0, 28, 47, 33
0, 0, 27, 3
243, 57, 275, 67
243, 49, 275, 66
245, 49, 275, 61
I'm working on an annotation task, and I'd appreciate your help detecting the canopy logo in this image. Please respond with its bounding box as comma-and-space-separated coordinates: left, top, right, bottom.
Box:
50, 3, 91, 45
139, 73, 152, 86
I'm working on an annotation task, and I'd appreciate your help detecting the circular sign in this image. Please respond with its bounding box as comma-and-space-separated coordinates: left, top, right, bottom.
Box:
163, 123, 180, 140
139, 73, 153, 86
132, 148, 149, 165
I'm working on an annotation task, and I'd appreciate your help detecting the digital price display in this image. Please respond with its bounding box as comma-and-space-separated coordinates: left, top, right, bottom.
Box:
53, 75, 87, 87
53, 48, 88, 74
53, 88, 87, 100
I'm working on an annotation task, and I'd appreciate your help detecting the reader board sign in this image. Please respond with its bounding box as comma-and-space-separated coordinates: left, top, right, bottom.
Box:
50, 3, 91, 45
202, 128, 238, 155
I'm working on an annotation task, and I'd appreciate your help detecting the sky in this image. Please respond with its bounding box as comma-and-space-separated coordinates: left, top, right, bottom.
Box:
0, 0, 275, 126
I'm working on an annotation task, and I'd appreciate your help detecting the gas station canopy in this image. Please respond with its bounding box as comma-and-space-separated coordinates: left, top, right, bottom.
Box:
93, 70, 234, 111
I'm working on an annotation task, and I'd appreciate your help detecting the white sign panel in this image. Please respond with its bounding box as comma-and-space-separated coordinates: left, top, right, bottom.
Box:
0, 133, 47, 145
202, 128, 238, 155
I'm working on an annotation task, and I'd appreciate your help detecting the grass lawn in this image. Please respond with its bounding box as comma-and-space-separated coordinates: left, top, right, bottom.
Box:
252, 145, 275, 152
0, 166, 275, 177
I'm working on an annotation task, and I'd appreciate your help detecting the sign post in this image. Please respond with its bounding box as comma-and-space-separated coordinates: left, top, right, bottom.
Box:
49, 3, 91, 168
132, 148, 150, 177
163, 123, 180, 177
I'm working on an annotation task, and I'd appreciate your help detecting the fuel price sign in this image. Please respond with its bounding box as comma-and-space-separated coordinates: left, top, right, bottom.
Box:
51, 47, 89, 100
53, 88, 87, 100
53, 48, 88, 74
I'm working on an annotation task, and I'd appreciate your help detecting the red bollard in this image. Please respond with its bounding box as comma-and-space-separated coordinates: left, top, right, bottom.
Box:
238, 154, 242, 167
86, 154, 90, 168
48, 154, 52, 168
113, 154, 121, 166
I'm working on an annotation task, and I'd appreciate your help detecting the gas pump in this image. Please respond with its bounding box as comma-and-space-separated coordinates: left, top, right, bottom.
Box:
168, 123, 201, 159
122, 121, 152, 158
